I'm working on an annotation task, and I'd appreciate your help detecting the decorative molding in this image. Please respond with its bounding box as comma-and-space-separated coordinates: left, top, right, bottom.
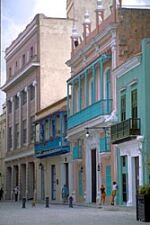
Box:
114, 55, 141, 79
4, 150, 34, 162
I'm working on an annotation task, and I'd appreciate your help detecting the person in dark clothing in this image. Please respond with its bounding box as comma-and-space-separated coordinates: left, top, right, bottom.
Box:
0, 187, 4, 200
100, 184, 106, 205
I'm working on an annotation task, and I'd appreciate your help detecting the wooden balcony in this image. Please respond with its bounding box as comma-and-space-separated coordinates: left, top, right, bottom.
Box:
111, 118, 141, 144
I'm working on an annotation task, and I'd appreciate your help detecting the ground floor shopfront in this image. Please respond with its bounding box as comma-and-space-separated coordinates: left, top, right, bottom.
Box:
5, 154, 35, 201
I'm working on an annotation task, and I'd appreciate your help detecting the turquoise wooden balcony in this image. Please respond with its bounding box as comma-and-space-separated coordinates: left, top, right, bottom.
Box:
111, 118, 141, 144
68, 99, 112, 129
35, 137, 70, 158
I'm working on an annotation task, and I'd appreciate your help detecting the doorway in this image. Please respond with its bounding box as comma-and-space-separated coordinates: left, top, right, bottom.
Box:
51, 165, 56, 200
135, 157, 139, 193
91, 149, 96, 203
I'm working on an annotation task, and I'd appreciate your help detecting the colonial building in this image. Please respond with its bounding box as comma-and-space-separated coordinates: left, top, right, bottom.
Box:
1, 1, 98, 201
0, 104, 6, 191
1, 14, 73, 200
34, 97, 70, 202
66, 0, 150, 205
111, 39, 150, 206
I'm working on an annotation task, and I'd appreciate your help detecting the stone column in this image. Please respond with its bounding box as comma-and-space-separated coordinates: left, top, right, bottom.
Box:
32, 80, 37, 114
11, 165, 14, 200
111, 29, 117, 110
92, 65, 96, 103
24, 86, 30, 145
17, 92, 22, 148
85, 70, 88, 107
26, 162, 28, 199
78, 77, 81, 111
11, 96, 15, 150
127, 155, 133, 206
18, 163, 21, 200
6, 99, 9, 151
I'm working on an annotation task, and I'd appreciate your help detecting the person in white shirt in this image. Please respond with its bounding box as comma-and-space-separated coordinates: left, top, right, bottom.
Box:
111, 181, 118, 205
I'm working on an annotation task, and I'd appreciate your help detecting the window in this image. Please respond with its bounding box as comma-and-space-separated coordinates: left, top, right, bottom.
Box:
22, 120, 27, 144
56, 115, 60, 136
131, 89, 138, 129
15, 124, 19, 148
121, 94, 126, 121
15, 95, 19, 110
45, 120, 49, 140
9, 67, 12, 77
30, 116, 35, 142
8, 100, 12, 114
15, 61, 18, 71
131, 89, 137, 119
30, 85, 35, 100
22, 54, 26, 66
35, 123, 40, 143
22, 90, 27, 105
30, 46, 34, 59
8, 127, 12, 149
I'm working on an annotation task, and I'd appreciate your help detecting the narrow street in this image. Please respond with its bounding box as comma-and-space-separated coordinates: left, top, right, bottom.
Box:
0, 201, 146, 225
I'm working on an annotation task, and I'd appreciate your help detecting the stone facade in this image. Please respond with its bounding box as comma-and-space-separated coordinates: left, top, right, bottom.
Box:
0, 104, 6, 192
66, 2, 150, 205
1, 14, 72, 200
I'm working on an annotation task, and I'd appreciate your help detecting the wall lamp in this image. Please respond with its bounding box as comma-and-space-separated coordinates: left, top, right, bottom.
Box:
85, 126, 110, 138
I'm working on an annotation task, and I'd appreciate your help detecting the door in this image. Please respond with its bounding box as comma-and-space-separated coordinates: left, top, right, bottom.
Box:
91, 149, 96, 203
121, 156, 128, 203
135, 157, 139, 193
51, 165, 56, 200
65, 163, 69, 188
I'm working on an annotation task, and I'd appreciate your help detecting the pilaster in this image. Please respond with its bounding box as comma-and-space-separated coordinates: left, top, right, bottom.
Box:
17, 92, 22, 148
11, 96, 15, 150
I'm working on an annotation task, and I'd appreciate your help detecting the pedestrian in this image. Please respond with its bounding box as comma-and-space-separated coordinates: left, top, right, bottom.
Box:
0, 187, 4, 200
14, 186, 19, 202
100, 184, 106, 205
62, 184, 69, 203
111, 181, 118, 205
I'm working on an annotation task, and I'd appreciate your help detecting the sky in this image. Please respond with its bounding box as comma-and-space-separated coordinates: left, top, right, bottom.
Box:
0, 0, 150, 112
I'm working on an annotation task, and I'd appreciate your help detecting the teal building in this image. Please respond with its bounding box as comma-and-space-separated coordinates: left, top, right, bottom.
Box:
111, 39, 150, 206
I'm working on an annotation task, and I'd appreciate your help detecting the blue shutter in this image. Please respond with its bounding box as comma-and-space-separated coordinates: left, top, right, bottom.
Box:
106, 165, 112, 196
79, 172, 83, 196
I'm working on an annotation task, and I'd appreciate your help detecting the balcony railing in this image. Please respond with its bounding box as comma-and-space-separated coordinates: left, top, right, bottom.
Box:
34, 136, 70, 158
111, 118, 141, 144
68, 99, 112, 129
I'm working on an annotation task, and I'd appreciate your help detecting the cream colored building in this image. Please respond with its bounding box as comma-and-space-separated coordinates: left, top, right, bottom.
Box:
0, 104, 6, 192
34, 97, 71, 202
1, 14, 73, 200
1, 1, 97, 201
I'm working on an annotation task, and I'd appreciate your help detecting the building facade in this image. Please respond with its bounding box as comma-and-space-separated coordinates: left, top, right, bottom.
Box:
34, 97, 70, 202
0, 104, 6, 192
66, 1, 150, 205
1, 14, 72, 200
111, 39, 150, 206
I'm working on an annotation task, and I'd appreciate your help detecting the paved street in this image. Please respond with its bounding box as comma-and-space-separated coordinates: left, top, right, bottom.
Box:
0, 201, 147, 225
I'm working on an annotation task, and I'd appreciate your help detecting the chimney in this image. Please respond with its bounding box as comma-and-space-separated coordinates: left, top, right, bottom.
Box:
71, 24, 80, 51
83, 10, 91, 40
96, 0, 104, 28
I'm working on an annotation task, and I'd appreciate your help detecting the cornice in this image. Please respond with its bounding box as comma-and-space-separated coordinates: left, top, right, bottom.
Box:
113, 54, 141, 79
